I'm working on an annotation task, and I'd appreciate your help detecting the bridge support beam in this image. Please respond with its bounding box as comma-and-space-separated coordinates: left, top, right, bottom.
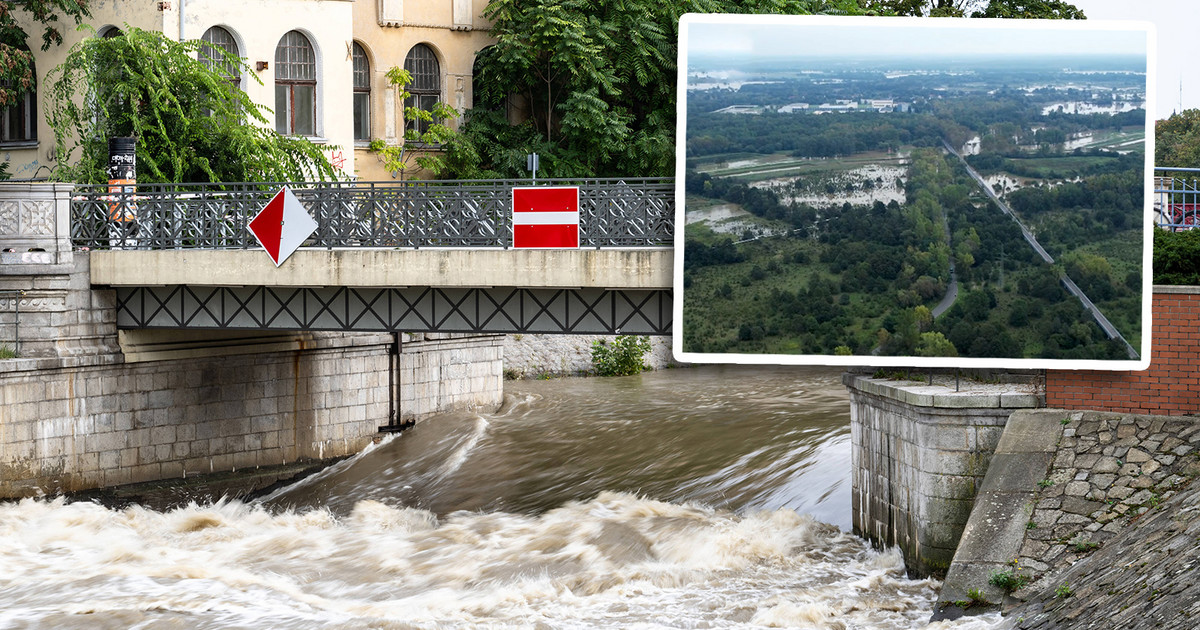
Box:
113, 285, 672, 335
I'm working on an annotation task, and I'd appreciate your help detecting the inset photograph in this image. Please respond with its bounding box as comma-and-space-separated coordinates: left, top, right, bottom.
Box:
675, 14, 1153, 369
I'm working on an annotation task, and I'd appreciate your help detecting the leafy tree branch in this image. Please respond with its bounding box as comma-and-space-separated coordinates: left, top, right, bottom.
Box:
46, 26, 338, 184
368, 66, 458, 179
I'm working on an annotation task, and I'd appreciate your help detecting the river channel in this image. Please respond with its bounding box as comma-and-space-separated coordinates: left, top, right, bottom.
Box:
1, 365, 1000, 629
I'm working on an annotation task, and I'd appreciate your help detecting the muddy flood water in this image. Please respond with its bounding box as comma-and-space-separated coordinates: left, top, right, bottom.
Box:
1, 365, 1001, 629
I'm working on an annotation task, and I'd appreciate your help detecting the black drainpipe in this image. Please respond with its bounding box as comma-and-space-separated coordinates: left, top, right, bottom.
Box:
379, 332, 415, 433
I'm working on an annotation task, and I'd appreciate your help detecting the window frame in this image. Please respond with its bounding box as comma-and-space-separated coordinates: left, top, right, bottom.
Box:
200, 25, 242, 89
403, 43, 441, 141
274, 30, 318, 137
352, 41, 371, 143
0, 74, 37, 147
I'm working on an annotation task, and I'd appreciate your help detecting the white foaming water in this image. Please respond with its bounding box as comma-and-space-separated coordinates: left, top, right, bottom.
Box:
0, 492, 1000, 629
2, 368, 1002, 628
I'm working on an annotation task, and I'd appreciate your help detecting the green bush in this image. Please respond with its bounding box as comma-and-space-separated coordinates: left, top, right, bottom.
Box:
591, 335, 651, 377
1153, 228, 1200, 285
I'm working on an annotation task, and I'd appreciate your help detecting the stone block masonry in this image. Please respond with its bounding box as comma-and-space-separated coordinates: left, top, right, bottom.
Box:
0, 333, 388, 497
0, 331, 506, 498
1045, 286, 1200, 415
844, 373, 1042, 577
398, 332, 505, 422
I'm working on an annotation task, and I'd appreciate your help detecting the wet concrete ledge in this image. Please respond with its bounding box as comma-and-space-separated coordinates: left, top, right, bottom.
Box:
13, 458, 342, 512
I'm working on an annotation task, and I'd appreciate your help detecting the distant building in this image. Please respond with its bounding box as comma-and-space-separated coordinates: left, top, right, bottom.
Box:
778, 103, 809, 113
713, 105, 760, 115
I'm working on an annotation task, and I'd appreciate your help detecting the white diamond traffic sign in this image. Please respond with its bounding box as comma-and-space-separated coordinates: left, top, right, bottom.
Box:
248, 187, 318, 267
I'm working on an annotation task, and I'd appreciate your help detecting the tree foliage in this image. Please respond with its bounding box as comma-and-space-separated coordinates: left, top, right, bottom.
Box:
591, 335, 652, 376
46, 27, 338, 184
446, 0, 873, 179
0, 0, 90, 109
1153, 227, 1200, 285
1155, 109, 1200, 168
867, 0, 1084, 17
369, 66, 459, 179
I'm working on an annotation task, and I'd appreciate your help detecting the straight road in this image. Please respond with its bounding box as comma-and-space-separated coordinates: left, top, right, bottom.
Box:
941, 141, 1139, 360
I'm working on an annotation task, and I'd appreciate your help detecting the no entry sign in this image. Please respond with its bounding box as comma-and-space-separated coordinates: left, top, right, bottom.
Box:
248, 187, 318, 266
512, 186, 579, 248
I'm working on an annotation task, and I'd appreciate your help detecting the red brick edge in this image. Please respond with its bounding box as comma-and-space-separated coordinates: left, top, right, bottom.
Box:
1045, 287, 1200, 415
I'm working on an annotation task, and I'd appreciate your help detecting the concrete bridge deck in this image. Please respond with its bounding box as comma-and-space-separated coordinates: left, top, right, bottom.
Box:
89, 248, 672, 289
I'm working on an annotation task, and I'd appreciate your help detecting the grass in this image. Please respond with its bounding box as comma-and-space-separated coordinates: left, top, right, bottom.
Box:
989, 568, 1031, 593
0, 345, 16, 359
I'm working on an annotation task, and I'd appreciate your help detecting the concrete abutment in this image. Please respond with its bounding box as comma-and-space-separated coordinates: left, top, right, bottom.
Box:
0, 183, 505, 498
844, 373, 1043, 577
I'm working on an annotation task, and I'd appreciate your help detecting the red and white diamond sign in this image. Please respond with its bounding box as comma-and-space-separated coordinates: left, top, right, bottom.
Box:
512, 186, 579, 248
248, 187, 318, 267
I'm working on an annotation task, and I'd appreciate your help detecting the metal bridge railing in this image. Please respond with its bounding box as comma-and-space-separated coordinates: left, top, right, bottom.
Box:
1155, 167, 1200, 231
71, 178, 675, 250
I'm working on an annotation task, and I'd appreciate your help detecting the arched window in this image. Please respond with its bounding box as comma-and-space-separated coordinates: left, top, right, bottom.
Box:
471, 46, 498, 110
274, 30, 316, 136
201, 26, 241, 88
403, 44, 439, 137
99, 26, 123, 39
352, 42, 370, 142
1, 59, 35, 144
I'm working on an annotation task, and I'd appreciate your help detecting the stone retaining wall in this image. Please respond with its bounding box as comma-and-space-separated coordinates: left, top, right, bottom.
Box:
1004, 470, 1200, 629
0, 331, 506, 498
1016, 412, 1200, 580
0, 333, 391, 497
398, 332, 505, 421
502, 333, 675, 378
936, 409, 1200, 616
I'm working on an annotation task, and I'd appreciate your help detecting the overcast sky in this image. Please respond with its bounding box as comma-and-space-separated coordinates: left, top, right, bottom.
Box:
1069, 0, 1189, 119
686, 16, 1146, 60
686, 3, 1195, 120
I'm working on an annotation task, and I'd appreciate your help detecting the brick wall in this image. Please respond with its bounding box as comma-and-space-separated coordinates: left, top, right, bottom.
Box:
1046, 287, 1200, 416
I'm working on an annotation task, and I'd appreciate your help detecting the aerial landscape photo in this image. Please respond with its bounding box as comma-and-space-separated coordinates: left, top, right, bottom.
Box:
676, 15, 1151, 367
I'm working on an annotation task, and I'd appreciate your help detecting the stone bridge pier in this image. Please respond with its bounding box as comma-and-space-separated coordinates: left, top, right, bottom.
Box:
0, 184, 503, 498
844, 372, 1042, 577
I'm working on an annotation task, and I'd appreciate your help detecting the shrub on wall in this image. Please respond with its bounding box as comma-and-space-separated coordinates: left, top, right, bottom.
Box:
1153, 228, 1200, 285
590, 335, 651, 377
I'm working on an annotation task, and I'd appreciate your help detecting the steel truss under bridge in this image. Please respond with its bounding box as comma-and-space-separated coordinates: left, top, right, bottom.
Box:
115, 286, 672, 335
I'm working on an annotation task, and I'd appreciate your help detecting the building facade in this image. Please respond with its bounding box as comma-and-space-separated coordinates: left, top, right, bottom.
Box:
7, 0, 493, 182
